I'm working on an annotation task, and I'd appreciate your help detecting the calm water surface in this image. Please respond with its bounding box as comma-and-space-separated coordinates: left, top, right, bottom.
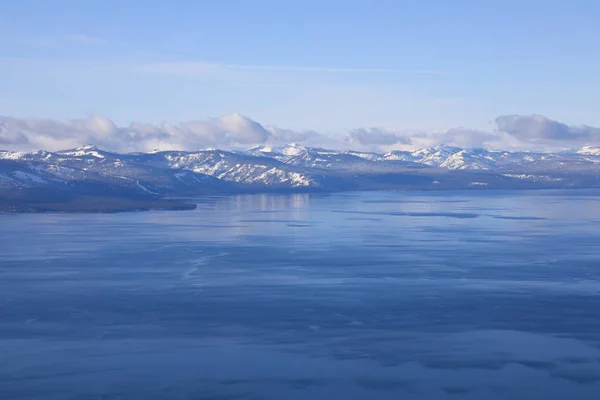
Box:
2, 190, 600, 399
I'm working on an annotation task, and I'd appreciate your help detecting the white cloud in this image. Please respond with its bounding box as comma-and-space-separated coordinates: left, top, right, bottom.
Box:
0, 113, 275, 153
217, 113, 270, 144
1, 113, 597, 154
438, 128, 498, 148
0, 128, 28, 145
495, 114, 600, 145
265, 126, 321, 144
347, 128, 412, 146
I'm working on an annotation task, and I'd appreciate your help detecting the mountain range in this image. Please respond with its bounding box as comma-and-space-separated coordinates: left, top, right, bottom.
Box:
2, 143, 600, 212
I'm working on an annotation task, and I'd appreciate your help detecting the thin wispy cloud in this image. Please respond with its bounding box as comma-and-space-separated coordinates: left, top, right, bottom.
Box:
137, 61, 223, 75
137, 61, 440, 76
230, 64, 440, 75
26, 34, 107, 46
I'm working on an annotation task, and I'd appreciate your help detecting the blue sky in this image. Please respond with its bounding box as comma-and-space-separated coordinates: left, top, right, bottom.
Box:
1, 0, 600, 133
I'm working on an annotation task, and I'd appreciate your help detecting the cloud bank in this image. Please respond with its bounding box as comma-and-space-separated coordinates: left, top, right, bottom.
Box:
1, 113, 598, 154
495, 114, 600, 143
347, 128, 413, 146
0, 113, 316, 153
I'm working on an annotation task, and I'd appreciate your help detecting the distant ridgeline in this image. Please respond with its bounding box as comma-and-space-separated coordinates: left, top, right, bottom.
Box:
2, 144, 600, 212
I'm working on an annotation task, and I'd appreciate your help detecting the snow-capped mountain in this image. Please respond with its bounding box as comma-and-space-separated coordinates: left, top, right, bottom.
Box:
343, 150, 384, 162
246, 143, 420, 172
246, 143, 333, 162
411, 145, 464, 166
0, 145, 327, 192
577, 146, 600, 156
56, 144, 108, 159
378, 145, 597, 171
383, 145, 467, 166
147, 149, 320, 188
575, 146, 600, 162
383, 145, 498, 169
0, 146, 233, 196
2, 144, 600, 200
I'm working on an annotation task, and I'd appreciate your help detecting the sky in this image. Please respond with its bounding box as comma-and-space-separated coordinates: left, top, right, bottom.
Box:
1, 0, 600, 152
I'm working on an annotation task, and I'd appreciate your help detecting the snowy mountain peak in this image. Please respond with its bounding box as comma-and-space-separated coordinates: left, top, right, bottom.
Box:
281, 143, 307, 156
4, 144, 600, 194
76, 144, 99, 151
343, 150, 384, 161
57, 145, 105, 158
0, 150, 29, 160
414, 144, 462, 156
246, 143, 311, 158
577, 146, 600, 156
407, 145, 463, 167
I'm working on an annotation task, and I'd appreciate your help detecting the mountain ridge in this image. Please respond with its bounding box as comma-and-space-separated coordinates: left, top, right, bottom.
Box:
2, 143, 600, 212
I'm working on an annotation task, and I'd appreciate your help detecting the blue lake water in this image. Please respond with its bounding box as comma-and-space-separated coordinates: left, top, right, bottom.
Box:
2, 190, 600, 399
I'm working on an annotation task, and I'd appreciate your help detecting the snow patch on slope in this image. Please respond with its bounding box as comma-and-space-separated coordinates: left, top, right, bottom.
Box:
12, 171, 47, 183
58, 145, 105, 158
504, 174, 563, 182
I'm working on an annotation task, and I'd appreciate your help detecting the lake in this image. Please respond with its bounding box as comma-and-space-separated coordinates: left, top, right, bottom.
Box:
2, 190, 600, 399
